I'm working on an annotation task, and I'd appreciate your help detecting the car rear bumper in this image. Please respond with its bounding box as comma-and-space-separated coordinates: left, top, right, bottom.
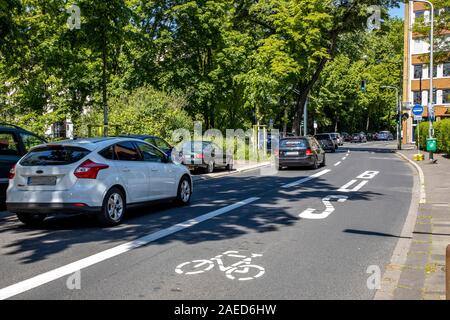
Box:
279, 156, 315, 167
6, 202, 101, 215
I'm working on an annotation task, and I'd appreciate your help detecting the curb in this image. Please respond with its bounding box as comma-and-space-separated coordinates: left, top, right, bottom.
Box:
192, 162, 271, 182
396, 151, 426, 204
374, 150, 426, 300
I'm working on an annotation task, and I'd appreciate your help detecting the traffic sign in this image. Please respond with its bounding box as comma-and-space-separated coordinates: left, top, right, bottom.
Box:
412, 104, 424, 116
414, 115, 423, 121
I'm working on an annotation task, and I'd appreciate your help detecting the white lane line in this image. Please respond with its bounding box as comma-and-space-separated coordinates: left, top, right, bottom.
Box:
0, 197, 260, 300
334, 161, 342, 167
342, 157, 347, 160
281, 169, 331, 188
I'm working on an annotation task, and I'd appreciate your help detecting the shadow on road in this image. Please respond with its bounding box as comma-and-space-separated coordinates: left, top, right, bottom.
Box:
1, 170, 382, 264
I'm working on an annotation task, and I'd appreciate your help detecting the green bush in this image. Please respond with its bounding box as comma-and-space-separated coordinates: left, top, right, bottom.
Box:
80, 86, 193, 143
416, 119, 450, 155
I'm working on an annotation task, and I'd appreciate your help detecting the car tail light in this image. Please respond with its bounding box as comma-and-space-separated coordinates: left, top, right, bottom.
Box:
195, 153, 204, 159
305, 148, 313, 156
74, 160, 109, 179
8, 164, 16, 180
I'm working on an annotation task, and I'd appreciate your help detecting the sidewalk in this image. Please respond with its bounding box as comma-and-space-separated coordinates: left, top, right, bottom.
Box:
388, 145, 449, 300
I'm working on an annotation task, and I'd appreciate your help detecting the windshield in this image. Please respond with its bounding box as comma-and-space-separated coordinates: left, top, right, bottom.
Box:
280, 139, 307, 148
20, 146, 90, 166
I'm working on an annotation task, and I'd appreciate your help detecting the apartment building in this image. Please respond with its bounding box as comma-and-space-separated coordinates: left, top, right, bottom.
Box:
403, 1, 450, 144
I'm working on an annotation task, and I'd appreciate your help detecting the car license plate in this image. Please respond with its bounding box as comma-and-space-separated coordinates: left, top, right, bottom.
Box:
27, 176, 57, 186
285, 152, 298, 156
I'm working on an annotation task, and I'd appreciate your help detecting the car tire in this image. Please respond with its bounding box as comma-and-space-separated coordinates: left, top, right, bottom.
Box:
16, 213, 46, 226
175, 176, 192, 206
331, 148, 336, 153
226, 159, 234, 171
320, 155, 326, 167
311, 158, 319, 170
278, 165, 284, 171
205, 161, 214, 174
97, 187, 126, 227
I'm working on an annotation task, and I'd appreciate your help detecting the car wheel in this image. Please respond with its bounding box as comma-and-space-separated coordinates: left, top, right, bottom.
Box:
16, 213, 46, 226
205, 161, 215, 174
320, 154, 326, 167
176, 176, 192, 206
311, 158, 319, 170
331, 148, 336, 153
278, 165, 284, 171
226, 159, 234, 171
97, 187, 126, 227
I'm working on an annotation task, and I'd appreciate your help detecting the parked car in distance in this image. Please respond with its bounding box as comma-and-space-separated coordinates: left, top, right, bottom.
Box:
314, 133, 337, 152
329, 133, 343, 146
6, 137, 192, 226
276, 136, 326, 170
351, 133, 367, 143
0, 124, 46, 206
377, 131, 394, 141
177, 141, 234, 173
341, 132, 352, 142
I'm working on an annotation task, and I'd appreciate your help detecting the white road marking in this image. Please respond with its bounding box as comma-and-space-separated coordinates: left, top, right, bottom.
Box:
342, 157, 347, 160
281, 169, 331, 188
299, 196, 349, 220
357, 171, 380, 180
334, 162, 342, 167
338, 180, 369, 193
0, 197, 260, 300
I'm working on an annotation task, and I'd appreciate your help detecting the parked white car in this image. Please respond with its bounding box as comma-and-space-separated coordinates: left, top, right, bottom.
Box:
6, 138, 193, 226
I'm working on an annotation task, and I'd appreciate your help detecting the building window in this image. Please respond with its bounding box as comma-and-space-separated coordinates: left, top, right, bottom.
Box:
428, 65, 438, 78
443, 89, 450, 104
444, 62, 450, 77
413, 91, 422, 104
52, 122, 67, 138
413, 64, 423, 79
415, 11, 425, 21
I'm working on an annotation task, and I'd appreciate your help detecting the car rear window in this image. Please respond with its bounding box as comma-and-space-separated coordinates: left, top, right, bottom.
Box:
20, 145, 90, 166
280, 139, 307, 148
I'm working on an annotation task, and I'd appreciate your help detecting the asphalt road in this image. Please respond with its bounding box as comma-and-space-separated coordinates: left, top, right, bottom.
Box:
0, 141, 414, 300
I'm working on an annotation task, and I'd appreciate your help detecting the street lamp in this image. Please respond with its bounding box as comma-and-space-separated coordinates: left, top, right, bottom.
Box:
381, 85, 402, 150
409, 0, 435, 159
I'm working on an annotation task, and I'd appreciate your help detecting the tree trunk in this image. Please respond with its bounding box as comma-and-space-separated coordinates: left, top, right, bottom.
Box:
102, 33, 108, 137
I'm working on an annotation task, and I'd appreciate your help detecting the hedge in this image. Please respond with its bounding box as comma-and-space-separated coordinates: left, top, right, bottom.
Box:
416, 119, 450, 155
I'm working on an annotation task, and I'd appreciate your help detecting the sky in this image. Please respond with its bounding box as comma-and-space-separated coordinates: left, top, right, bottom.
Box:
389, 3, 405, 19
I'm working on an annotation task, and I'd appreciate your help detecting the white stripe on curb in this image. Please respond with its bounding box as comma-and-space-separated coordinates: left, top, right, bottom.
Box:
396, 153, 426, 204
0, 197, 260, 300
281, 169, 331, 189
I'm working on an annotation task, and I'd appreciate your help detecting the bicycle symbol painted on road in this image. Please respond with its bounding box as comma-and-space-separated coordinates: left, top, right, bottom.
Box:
175, 251, 265, 281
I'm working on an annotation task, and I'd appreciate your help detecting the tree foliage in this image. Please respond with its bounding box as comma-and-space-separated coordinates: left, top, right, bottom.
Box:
0, 0, 406, 137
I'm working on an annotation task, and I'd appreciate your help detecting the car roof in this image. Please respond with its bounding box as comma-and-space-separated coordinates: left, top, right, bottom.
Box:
119, 134, 160, 140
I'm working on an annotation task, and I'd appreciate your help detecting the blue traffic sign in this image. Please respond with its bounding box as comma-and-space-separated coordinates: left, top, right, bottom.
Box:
412, 105, 424, 116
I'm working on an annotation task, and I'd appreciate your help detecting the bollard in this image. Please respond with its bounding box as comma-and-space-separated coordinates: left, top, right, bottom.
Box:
447, 245, 450, 300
